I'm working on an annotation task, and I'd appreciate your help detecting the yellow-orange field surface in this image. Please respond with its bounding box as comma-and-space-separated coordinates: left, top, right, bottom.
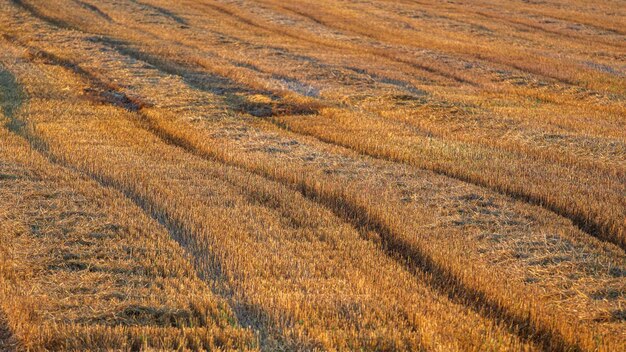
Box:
0, 0, 624, 351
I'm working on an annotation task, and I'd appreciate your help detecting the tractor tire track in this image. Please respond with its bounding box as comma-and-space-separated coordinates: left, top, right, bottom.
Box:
448, 0, 626, 36
77, 60, 578, 352
276, 3, 588, 87
1, 35, 438, 352
267, 114, 626, 252
98, 7, 625, 252
0, 312, 18, 352
129, 0, 188, 25
0, 64, 21, 352
3, 6, 607, 345
472, 11, 625, 49
3, 118, 289, 351
10, 0, 74, 30
1, 74, 296, 352
80, 20, 626, 183
73, 0, 112, 22
108, 74, 583, 352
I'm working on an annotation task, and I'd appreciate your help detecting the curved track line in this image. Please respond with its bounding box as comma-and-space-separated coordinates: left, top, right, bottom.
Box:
3, 27, 577, 350
108, 75, 579, 352
10, 0, 74, 30
0, 312, 18, 352
73, 0, 112, 22
129, 0, 188, 25
3, 9, 607, 347
185, 3, 626, 248
78, 14, 626, 183
127, 19, 625, 251
0, 41, 289, 351
272, 115, 625, 250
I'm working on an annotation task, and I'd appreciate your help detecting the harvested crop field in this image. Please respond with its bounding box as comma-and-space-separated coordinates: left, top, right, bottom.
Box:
0, 0, 624, 351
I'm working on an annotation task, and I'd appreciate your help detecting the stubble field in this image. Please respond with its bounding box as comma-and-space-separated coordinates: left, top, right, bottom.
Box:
0, 0, 624, 351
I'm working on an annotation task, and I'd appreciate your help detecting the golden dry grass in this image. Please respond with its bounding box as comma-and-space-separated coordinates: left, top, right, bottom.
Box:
0, 0, 625, 351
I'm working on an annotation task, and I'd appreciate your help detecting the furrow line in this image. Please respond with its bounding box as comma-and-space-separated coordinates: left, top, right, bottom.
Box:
135, 90, 581, 352
0, 78, 290, 352
400, 0, 625, 48
73, 0, 112, 22
0, 310, 18, 351
0, 63, 22, 352
129, 0, 188, 25
6, 22, 600, 349
9, 0, 75, 30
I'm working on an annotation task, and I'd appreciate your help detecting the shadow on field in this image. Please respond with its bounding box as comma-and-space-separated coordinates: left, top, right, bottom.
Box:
0, 68, 21, 351
0, 312, 18, 352
0, 67, 23, 121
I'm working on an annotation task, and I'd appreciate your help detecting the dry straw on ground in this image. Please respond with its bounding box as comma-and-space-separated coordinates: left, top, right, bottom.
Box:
0, 0, 624, 351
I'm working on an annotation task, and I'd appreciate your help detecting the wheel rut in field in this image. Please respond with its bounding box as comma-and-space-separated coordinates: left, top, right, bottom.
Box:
4, 34, 441, 351
0, 70, 20, 117
9, 0, 75, 30
197, 1, 604, 88
0, 68, 22, 352
134, 115, 582, 352
0, 312, 18, 352
73, 0, 112, 22
3, 33, 583, 352
129, 0, 188, 25
0, 59, 22, 351
263, 2, 593, 86
271, 119, 625, 252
